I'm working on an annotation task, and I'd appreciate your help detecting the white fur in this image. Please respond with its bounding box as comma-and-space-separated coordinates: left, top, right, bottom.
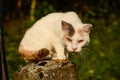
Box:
19, 11, 91, 60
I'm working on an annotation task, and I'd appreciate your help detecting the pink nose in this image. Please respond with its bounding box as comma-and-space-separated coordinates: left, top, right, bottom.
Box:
72, 48, 77, 51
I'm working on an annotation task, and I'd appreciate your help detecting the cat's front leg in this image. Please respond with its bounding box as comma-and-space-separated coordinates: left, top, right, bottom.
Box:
52, 41, 66, 60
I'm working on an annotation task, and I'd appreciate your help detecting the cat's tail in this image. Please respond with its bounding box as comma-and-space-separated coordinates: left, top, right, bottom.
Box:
18, 44, 50, 62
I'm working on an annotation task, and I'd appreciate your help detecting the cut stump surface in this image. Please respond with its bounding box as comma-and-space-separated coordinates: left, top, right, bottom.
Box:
14, 60, 78, 80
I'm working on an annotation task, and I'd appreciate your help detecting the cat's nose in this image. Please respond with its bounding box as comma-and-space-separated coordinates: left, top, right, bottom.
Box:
72, 44, 77, 51
72, 47, 77, 51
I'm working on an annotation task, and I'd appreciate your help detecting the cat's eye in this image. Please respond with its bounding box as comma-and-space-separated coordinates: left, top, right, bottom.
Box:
66, 38, 72, 42
78, 40, 84, 43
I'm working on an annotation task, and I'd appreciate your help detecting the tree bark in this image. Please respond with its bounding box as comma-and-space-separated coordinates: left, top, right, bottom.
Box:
0, 0, 9, 80
14, 60, 78, 80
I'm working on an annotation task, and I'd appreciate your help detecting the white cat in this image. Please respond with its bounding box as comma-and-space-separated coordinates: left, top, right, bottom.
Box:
18, 11, 92, 61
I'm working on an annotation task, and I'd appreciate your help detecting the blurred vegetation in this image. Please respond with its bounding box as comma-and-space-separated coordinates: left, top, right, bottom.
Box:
3, 0, 120, 80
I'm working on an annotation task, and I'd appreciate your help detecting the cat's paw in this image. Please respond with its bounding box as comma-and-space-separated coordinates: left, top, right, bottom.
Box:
52, 55, 66, 60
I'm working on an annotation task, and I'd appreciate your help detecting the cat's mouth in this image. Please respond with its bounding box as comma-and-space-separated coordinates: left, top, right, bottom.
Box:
71, 52, 78, 53
69, 51, 79, 54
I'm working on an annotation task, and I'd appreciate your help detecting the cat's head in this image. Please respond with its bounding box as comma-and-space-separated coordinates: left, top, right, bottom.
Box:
61, 20, 92, 52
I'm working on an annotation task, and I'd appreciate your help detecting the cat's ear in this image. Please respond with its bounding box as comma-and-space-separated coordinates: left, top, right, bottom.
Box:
83, 24, 92, 34
61, 20, 75, 36
61, 20, 72, 30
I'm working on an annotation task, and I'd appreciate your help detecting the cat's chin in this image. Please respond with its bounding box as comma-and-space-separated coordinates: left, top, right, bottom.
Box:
69, 50, 80, 53
69, 52, 78, 54
70, 49, 81, 53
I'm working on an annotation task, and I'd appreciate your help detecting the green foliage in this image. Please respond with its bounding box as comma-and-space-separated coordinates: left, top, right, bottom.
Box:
35, 1, 55, 20
4, 19, 34, 80
4, 0, 120, 80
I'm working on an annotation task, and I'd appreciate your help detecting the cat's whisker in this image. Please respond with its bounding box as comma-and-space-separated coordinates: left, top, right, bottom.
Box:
82, 48, 95, 56
79, 55, 84, 64
82, 51, 91, 69
78, 53, 84, 64
80, 51, 89, 65
80, 52, 87, 64
77, 47, 94, 68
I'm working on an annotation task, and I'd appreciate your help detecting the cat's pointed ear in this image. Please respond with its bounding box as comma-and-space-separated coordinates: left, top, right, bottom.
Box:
83, 24, 92, 34
61, 20, 75, 36
61, 20, 71, 30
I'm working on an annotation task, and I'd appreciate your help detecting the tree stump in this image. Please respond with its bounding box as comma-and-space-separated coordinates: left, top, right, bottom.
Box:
14, 60, 78, 80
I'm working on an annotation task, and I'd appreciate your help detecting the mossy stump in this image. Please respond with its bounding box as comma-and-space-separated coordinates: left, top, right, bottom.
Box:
14, 60, 78, 80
